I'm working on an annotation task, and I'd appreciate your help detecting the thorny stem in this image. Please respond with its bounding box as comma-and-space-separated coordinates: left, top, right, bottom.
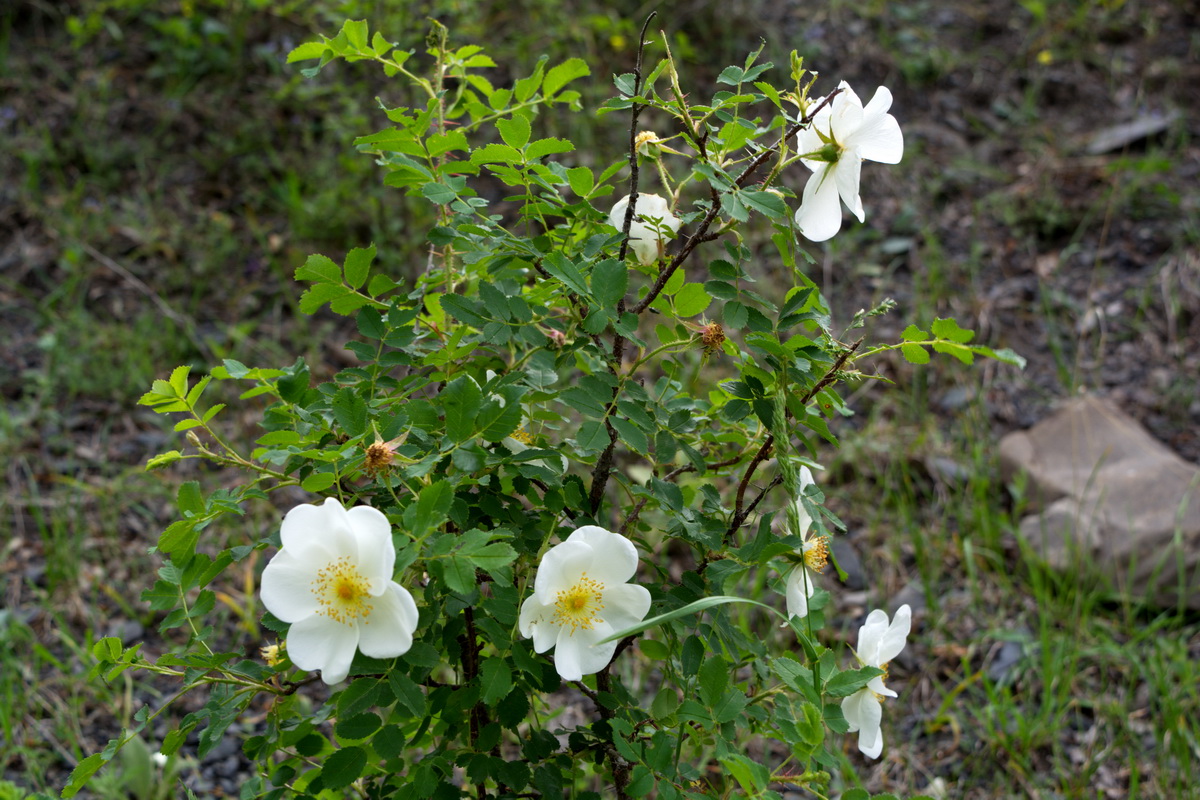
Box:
588, 11, 656, 517
723, 337, 864, 543
460, 604, 489, 800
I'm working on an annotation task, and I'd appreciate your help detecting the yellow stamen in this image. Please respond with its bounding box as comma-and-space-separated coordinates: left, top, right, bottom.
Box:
312, 556, 373, 625
552, 574, 605, 633
802, 536, 829, 573
509, 428, 535, 445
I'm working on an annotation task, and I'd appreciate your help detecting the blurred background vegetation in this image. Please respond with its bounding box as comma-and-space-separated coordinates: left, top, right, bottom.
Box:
1, 0, 1198, 797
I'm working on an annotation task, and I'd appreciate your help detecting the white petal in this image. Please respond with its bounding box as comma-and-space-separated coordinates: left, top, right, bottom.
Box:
608, 194, 631, 230
847, 87, 904, 165
856, 608, 892, 667
842, 687, 884, 758
867, 674, 898, 699
502, 436, 530, 455
833, 158, 865, 223
345, 505, 395, 592
554, 620, 619, 681
785, 566, 815, 619
285, 613, 359, 685
875, 604, 912, 665
599, 583, 651, 631
795, 167, 843, 242
533, 539, 592, 601
519, 595, 560, 654
827, 82, 865, 144
357, 583, 418, 658
566, 526, 640, 586
279, 498, 352, 561
260, 550, 321, 623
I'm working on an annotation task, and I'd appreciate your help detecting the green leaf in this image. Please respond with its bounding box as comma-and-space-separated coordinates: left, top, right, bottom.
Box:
335, 712, 382, 741
286, 41, 329, 63
471, 143, 523, 165
343, 244, 375, 290
590, 259, 628, 308
824, 666, 885, 697
566, 167, 595, 198
158, 519, 200, 557
526, 138, 574, 160
723, 300, 749, 329
542, 253, 591, 297
62, 753, 107, 798
932, 340, 974, 364
479, 658, 513, 705
440, 375, 482, 442
900, 324, 928, 342
698, 656, 728, 706
321, 746, 368, 791
931, 317, 974, 343
389, 672, 427, 717
544, 57, 590, 97
177, 481, 204, 516
718, 754, 768, 794
421, 182, 458, 205
496, 116, 531, 149
597, 596, 785, 644
427, 129, 469, 157
301, 472, 337, 493
332, 386, 368, 437
650, 687, 680, 719
611, 417, 648, 454
295, 253, 340, 284
900, 343, 930, 364
674, 283, 712, 317
404, 480, 453, 539
740, 189, 788, 219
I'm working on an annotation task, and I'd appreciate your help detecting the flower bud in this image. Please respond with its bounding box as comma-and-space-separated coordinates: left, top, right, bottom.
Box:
260, 642, 284, 668
546, 328, 566, 349
634, 130, 663, 159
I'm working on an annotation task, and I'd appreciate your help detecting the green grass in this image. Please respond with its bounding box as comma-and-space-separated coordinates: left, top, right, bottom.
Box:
3, 0, 1199, 796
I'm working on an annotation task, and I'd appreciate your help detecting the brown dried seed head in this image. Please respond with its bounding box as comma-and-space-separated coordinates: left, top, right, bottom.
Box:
700, 321, 726, 356
364, 441, 395, 475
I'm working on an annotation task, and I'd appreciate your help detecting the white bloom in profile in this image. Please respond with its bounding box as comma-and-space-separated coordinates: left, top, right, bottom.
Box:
841, 604, 912, 759
784, 466, 829, 620
608, 192, 682, 266
518, 526, 652, 681
794, 82, 903, 242
260, 498, 419, 685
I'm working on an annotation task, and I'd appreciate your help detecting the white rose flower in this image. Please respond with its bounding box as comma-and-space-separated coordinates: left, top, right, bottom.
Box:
518, 526, 652, 681
608, 193, 682, 266
260, 498, 419, 685
784, 466, 830, 620
795, 82, 904, 242
841, 604, 912, 759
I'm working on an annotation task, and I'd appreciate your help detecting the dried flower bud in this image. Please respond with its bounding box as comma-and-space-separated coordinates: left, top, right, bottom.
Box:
363, 440, 396, 475
700, 321, 726, 358
547, 328, 566, 349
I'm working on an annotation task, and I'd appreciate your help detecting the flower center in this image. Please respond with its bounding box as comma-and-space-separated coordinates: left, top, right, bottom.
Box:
509, 427, 535, 446
552, 574, 605, 633
802, 536, 829, 573
312, 556, 373, 625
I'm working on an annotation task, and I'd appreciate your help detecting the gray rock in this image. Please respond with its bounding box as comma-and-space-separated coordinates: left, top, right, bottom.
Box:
830, 536, 866, 590
999, 395, 1200, 609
